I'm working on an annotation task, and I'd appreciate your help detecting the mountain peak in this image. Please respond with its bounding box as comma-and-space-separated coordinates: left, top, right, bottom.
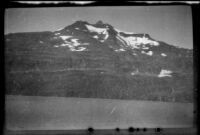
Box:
96, 20, 104, 25
74, 20, 89, 25
61, 20, 89, 31
93, 20, 111, 28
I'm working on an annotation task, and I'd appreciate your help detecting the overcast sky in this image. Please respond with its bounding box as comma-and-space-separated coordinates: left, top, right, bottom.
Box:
5, 6, 193, 49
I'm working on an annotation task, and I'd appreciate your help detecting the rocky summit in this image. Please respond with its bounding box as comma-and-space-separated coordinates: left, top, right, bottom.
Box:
5, 20, 193, 102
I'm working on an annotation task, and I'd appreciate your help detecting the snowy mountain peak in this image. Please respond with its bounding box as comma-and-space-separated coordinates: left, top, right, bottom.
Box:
52, 20, 161, 51
5, 20, 193, 102
51, 21, 169, 53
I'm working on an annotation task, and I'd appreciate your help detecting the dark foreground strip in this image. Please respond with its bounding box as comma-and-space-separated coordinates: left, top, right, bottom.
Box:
4, 128, 197, 135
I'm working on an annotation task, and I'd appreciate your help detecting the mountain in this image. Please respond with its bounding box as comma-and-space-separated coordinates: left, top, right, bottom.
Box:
5, 20, 193, 102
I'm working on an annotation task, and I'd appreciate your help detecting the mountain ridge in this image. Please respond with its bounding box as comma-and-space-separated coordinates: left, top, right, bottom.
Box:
5, 20, 193, 102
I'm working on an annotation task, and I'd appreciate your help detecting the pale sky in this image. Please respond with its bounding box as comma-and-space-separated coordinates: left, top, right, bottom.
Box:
5, 6, 193, 49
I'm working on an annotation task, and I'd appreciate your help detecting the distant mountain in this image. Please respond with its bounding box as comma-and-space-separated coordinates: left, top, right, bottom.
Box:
5, 20, 193, 102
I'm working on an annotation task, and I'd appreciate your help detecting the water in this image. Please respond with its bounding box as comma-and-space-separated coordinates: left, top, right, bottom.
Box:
6, 95, 193, 130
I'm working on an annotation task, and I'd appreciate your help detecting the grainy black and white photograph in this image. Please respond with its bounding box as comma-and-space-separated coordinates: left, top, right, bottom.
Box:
5, 5, 194, 133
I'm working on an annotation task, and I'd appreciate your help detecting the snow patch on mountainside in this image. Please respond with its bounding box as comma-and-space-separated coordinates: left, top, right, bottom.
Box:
60, 36, 72, 40
141, 51, 153, 56
53, 36, 88, 51
71, 47, 86, 51
134, 36, 159, 46
161, 53, 167, 57
117, 35, 139, 49
71, 39, 80, 46
117, 34, 159, 50
60, 43, 70, 47
54, 45, 59, 47
146, 51, 153, 56
55, 33, 60, 35
158, 69, 172, 77
115, 48, 126, 52
104, 32, 109, 40
85, 24, 106, 34
115, 28, 134, 34
57, 27, 63, 31
85, 24, 109, 41
93, 35, 98, 39
142, 47, 149, 50
141, 51, 152, 55
115, 28, 159, 50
